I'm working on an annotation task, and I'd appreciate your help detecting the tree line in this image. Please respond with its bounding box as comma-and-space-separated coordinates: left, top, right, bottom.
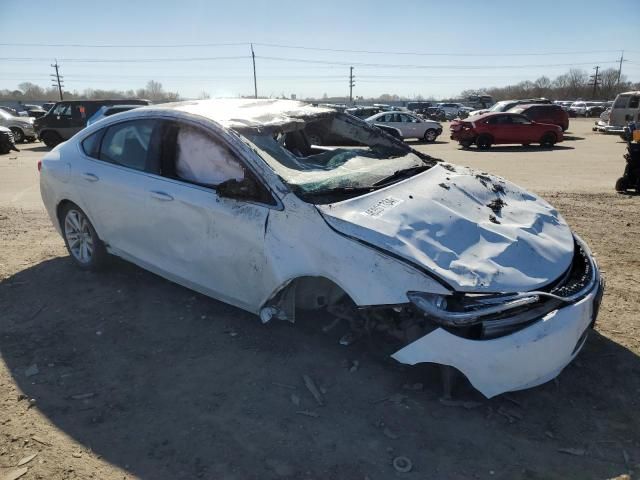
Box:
461, 68, 639, 102
0, 80, 180, 103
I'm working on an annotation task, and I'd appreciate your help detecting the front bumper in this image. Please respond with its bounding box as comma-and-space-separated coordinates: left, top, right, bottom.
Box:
392, 241, 604, 398
593, 121, 624, 133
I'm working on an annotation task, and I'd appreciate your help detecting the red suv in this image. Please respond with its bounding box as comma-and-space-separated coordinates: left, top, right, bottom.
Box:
450, 112, 564, 149
508, 103, 569, 131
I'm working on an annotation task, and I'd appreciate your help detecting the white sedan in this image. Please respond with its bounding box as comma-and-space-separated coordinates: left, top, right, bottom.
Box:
39, 99, 603, 398
365, 111, 442, 141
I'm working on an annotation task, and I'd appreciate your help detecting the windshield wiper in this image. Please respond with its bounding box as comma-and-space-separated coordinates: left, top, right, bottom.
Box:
373, 165, 430, 187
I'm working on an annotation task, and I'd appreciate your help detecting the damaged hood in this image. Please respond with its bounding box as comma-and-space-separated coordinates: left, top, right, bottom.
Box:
317, 163, 575, 293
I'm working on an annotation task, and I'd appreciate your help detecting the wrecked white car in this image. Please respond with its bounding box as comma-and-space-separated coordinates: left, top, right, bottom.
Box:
39, 99, 604, 398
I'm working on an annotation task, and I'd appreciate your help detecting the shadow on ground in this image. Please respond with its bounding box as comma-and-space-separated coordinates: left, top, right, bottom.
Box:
1, 257, 638, 479
462, 145, 575, 153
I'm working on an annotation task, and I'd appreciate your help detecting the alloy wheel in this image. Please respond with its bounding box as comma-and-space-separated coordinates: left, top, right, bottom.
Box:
64, 209, 94, 264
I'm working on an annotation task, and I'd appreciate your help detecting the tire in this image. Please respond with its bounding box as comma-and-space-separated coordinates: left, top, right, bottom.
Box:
476, 134, 492, 149
9, 127, 24, 143
60, 203, 107, 270
540, 132, 556, 147
41, 131, 62, 148
26, 136, 37, 143
615, 177, 629, 192
423, 129, 438, 142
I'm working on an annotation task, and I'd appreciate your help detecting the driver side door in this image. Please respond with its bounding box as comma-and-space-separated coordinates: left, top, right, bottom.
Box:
140, 120, 277, 311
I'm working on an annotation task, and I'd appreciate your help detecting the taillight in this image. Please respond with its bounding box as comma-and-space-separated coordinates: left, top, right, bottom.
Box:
37, 160, 42, 172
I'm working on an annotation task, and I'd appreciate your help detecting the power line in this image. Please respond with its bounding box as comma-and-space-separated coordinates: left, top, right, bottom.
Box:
256, 55, 624, 70
0, 42, 249, 48
254, 43, 624, 57
0, 55, 250, 63
0, 40, 627, 57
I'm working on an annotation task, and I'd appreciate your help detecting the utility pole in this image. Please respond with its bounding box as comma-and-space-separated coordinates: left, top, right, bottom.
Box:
51, 60, 64, 101
590, 65, 600, 99
349, 66, 355, 105
617, 51, 624, 86
250, 43, 257, 99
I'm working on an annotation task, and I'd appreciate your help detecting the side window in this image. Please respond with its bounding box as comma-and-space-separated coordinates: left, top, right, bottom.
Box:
81, 130, 104, 158
100, 119, 157, 172
629, 96, 640, 109
53, 103, 71, 117
511, 115, 530, 125
173, 124, 245, 187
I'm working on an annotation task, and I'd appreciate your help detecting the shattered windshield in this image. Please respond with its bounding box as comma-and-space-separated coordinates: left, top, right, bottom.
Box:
244, 113, 434, 202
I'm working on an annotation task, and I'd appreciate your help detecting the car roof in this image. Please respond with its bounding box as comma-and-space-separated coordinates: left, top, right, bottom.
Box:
138, 99, 336, 132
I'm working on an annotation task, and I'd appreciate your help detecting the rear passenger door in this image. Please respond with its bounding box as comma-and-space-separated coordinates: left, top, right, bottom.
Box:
75, 118, 163, 263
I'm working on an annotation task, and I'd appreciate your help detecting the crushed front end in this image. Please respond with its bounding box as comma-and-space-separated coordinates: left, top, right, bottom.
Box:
384, 236, 603, 398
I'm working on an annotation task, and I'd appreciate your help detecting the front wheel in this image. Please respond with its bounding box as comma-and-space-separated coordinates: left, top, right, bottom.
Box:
9, 127, 24, 143
540, 132, 556, 147
476, 134, 492, 149
459, 140, 472, 148
423, 129, 438, 142
61, 204, 107, 270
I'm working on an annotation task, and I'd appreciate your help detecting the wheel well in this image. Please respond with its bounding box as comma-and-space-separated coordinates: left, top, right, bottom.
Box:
542, 131, 557, 141
262, 276, 352, 322
56, 200, 74, 228
9, 126, 23, 133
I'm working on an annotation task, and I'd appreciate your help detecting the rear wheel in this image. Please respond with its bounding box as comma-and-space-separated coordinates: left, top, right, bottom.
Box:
41, 131, 62, 148
423, 129, 438, 142
60, 204, 107, 270
540, 132, 556, 147
476, 134, 492, 149
9, 127, 24, 143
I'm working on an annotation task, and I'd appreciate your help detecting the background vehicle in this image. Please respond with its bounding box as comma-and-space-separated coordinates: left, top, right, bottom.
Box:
436, 102, 466, 119
585, 102, 606, 118
407, 101, 433, 112
508, 103, 569, 131
0, 108, 36, 143
34, 99, 151, 147
344, 106, 382, 119
86, 105, 143, 126
469, 98, 552, 117
608, 91, 640, 129
450, 112, 563, 148
366, 111, 442, 141
0, 126, 19, 154
22, 105, 48, 118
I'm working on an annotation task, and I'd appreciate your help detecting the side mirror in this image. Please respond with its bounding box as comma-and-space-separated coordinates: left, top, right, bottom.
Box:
216, 175, 273, 205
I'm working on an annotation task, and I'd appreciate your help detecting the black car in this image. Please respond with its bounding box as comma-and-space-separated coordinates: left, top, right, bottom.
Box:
34, 99, 151, 147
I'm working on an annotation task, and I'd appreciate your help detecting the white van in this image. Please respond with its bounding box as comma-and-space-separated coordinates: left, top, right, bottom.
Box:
608, 91, 640, 129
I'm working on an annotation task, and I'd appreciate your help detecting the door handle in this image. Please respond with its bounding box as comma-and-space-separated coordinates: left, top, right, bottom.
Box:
81, 172, 99, 182
150, 191, 174, 201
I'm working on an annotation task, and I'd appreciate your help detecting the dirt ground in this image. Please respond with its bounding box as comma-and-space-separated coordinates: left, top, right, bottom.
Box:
0, 119, 638, 479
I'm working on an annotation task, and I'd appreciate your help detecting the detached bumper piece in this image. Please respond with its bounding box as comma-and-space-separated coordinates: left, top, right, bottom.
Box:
393, 237, 603, 398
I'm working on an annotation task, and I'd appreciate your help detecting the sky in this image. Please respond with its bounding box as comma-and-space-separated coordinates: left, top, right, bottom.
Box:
1, 0, 639, 100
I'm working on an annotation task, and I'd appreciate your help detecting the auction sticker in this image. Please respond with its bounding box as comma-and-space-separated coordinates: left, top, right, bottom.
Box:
362, 196, 404, 217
